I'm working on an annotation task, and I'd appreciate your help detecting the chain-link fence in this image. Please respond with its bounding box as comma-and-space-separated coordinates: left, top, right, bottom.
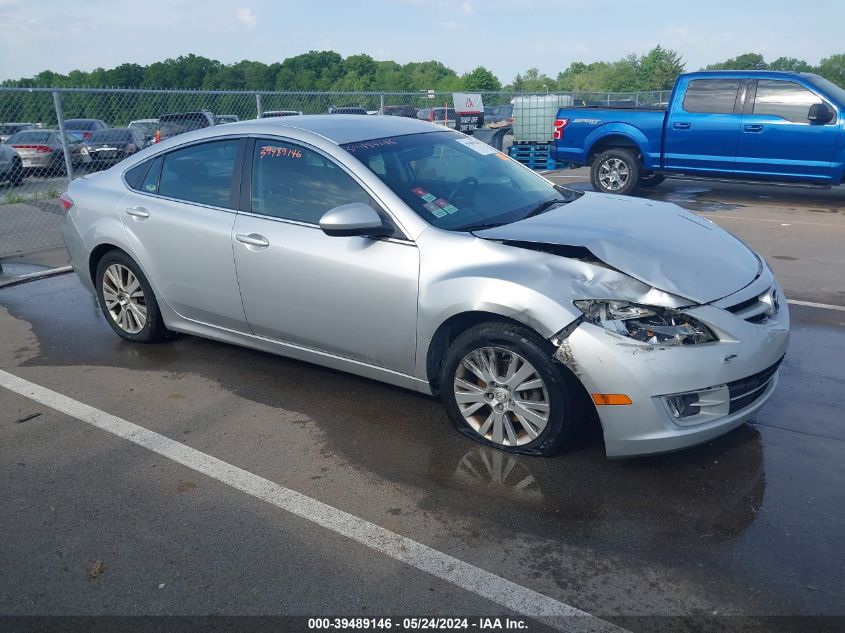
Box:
0, 86, 670, 262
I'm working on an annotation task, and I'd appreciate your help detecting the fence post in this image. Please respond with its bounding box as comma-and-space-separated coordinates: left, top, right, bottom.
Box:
255, 92, 263, 119
379, 94, 385, 115
52, 91, 74, 182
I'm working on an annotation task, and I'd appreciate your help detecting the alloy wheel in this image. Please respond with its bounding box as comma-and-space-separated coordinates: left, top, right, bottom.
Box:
598, 157, 630, 191
102, 263, 147, 334
453, 347, 550, 447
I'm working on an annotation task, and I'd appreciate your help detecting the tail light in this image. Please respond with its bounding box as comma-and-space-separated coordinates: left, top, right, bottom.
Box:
552, 118, 569, 140
59, 193, 74, 212
82, 131, 92, 140
13, 144, 52, 153
507, 115, 514, 125
428, 111, 434, 123
154, 129, 160, 143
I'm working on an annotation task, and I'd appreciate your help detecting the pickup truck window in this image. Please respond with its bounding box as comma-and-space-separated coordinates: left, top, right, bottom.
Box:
753, 80, 824, 123
682, 79, 741, 114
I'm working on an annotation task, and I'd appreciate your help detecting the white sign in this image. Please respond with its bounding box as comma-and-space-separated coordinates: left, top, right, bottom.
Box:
452, 93, 484, 114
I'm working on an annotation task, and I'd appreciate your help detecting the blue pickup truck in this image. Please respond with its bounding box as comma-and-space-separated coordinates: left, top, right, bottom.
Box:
552, 71, 845, 195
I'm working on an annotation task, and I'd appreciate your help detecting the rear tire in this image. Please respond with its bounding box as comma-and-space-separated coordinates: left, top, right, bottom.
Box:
638, 174, 665, 189
590, 148, 641, 195
95, 250, 169, 343
8, 157, 24, 186
439, 321, 583, 456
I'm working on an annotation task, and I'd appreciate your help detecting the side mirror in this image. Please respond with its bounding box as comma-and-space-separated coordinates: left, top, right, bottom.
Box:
808, 103, 834, 124
319, 203, 392, 238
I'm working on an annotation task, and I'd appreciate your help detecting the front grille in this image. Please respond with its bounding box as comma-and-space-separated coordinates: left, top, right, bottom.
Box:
725, 296, 759, 314
724, 287, 783, 324
727, 357, 784, 413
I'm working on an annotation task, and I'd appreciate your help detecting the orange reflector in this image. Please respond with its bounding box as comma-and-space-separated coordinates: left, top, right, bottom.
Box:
592, 394, 633, 406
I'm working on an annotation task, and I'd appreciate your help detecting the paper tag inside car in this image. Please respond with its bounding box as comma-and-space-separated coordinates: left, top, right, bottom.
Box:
455, 138, 497, 155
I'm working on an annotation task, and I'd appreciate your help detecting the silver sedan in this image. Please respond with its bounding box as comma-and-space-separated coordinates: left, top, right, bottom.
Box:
62, 115, 789, 458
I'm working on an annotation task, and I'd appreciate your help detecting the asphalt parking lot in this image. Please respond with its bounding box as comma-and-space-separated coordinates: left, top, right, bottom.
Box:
1, 174, 844, 632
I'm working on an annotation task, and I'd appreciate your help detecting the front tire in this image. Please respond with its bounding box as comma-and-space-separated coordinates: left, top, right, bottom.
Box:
95, 250, 168, 342
439, 322, 582, 456
590, 148, 641, 195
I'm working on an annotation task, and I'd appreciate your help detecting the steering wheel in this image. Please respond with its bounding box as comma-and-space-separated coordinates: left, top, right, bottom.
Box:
448, 176, 479, 201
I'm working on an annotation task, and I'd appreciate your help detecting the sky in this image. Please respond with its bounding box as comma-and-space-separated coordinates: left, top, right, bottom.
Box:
0, 0, 842, 83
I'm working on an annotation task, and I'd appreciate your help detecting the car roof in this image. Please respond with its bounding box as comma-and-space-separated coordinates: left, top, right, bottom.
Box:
226, 114, 441, 145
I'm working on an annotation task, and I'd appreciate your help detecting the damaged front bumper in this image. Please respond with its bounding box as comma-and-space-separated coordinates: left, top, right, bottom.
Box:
555, 276, 790, 458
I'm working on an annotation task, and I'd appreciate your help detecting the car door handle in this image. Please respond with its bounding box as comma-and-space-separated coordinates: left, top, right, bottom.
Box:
672, 122, 691, 130
124, 206, 150, 219
235, 233, 270, 248
744, 124, 764, 133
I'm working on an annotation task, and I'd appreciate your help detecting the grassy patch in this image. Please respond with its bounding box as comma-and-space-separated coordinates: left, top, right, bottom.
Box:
2, 188, 62, 205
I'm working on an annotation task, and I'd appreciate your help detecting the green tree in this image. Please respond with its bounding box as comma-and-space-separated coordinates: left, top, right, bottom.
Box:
638, 46, 685, 90
767, 56, 812, 72
705, 52, 767, 71
509, 68, 554, 92
461, 66, 501, 91
816, 54, 845, 86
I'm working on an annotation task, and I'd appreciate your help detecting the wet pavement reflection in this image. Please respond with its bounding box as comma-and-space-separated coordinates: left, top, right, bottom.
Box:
1, 275, 844, 617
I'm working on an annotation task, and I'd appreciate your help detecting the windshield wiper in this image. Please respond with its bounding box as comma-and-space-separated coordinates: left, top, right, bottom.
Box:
462, 221, 509, 233
521, 198, 565, 220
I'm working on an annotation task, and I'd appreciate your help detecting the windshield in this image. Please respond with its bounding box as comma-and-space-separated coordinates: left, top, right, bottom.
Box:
90, 129, 133, 143
342, 131, 581, 231
8, 131, 52, 144
805, 74, 845, 108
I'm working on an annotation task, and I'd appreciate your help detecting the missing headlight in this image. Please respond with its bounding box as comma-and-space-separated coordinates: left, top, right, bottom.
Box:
574, 300, 717, 346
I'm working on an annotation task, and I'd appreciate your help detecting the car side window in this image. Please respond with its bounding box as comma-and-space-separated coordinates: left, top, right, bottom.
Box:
125, 159, 151, 190
752, 80, 825, 123
682, 79, 742, 114
141, 156, 163, 193
158, 139, 239, 208
250, 140, 372, 224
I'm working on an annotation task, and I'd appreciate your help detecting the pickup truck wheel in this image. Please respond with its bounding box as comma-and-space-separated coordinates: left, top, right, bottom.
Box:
591, 148, 640, 195
638, 174, 665, 188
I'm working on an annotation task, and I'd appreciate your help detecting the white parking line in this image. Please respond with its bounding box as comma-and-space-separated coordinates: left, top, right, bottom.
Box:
787, 299, 845, 313
0, 369, 625, 633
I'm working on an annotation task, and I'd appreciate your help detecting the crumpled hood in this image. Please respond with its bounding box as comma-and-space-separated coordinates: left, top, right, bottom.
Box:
475, 192, 760, 304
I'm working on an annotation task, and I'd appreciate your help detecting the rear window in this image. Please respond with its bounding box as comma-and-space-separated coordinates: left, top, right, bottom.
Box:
129, 121, 158, 137
65, 120, 99, 130
90, 129, 134, 143
331, 108, 367, 115
159, 113, 212, 138
682, 79, 741, 114
0, 124, 30, 135
8, 131, 52, 144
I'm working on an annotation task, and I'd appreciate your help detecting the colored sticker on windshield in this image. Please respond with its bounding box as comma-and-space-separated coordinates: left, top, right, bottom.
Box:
260, 145, 302, 158
455, 137, 498, 155
423, 201, 448, 218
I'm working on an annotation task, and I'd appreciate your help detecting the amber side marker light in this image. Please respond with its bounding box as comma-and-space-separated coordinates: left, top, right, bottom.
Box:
592, 394, 633, 406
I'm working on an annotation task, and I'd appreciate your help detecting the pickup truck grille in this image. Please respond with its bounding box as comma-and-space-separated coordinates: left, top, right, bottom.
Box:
727, 357, 783, 413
